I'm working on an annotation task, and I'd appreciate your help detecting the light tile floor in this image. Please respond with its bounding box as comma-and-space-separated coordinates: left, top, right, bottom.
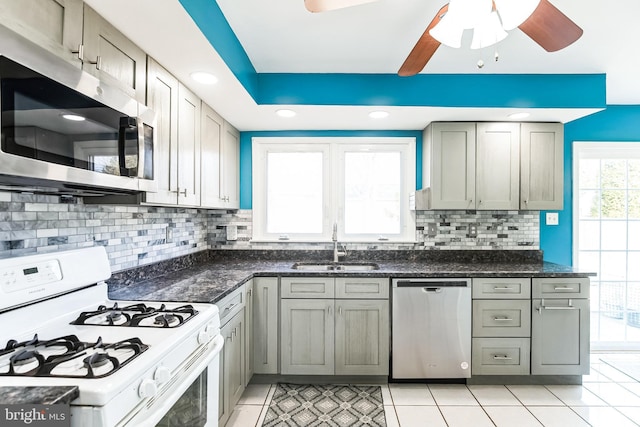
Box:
226, 353, 640, 426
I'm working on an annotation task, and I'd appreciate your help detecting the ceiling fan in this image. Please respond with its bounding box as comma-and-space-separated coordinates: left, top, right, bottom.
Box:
304, 0, 583, 77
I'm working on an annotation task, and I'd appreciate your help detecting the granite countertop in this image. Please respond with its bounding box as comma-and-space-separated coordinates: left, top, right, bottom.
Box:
0, 386, 78, 405
108, 251, 595, 304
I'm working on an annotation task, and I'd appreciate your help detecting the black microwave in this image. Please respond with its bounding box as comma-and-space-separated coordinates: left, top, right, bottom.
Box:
0, 43, 156, 195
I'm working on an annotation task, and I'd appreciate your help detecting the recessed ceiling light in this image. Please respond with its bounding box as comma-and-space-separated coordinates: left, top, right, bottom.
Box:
61, 114, 85, 121
508, 112, 530, 119
276, 109, 296, 118
190, 71, 218, 85
369, 111, 389, 119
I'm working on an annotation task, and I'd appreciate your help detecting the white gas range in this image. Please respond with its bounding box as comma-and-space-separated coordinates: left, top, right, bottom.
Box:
0, 247, 223, 427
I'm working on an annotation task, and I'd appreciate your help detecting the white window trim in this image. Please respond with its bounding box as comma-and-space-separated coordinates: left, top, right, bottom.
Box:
252, 136, 416, 243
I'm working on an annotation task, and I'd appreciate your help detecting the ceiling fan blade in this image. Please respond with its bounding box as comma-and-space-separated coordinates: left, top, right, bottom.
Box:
304, 0, 379, 13
398, 4, 448, 77
518, 0, 583, 52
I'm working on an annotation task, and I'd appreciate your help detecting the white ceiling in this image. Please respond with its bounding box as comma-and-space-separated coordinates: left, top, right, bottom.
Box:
84, 0, 638, 131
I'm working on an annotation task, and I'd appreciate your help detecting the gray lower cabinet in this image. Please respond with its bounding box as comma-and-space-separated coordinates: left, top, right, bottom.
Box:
471, 278, 531, 376
244, 280, 254, 386
335, 299, 389, 375
281, 298, 334, 375
280, 277, 389, 376
253, 277, 279, 375
531, 278, 590, 375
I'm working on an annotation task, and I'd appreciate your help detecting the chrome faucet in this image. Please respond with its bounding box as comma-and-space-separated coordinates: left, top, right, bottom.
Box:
332, 223, 346, 262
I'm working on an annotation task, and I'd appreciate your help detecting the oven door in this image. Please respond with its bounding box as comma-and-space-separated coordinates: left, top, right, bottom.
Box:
121, 335, 224, 427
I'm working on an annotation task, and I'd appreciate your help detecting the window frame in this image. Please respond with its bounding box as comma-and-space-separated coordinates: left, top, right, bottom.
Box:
252, 136, 416, 243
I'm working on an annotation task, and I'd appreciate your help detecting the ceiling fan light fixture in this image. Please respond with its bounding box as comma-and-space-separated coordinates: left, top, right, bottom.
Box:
470, 10, 508, 49
447, 0, 493, 29
494, 0, 540, 30
429, 13, 465, 48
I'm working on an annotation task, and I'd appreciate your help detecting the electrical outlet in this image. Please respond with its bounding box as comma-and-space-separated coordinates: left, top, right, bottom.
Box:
166, 227, 174, 243
426, 223, 437, 238
546, 212, 559, 226
468, 223, 478, 238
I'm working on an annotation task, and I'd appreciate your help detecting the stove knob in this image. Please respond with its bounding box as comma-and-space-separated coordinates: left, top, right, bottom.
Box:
154, 366, 171, 384
198, 329, 210, 345
138, 378, 158, 399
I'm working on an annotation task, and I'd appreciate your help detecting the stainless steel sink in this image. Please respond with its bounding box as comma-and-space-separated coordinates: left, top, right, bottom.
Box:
291, 262, 379, 271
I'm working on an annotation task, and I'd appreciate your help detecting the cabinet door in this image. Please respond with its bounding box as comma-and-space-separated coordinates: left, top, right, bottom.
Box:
253, 277, 279, 375
221, 121, 240, 208
82, 5, 146, 103
425, 122, 476, 209
520, 123, 564, 210
145, 58, 179, 205
476, 123, 520, 210
335, 299, 389, 375
531, 298, 589, 375
0, 0, 83, 67
244, 280, 254, 386
219, 311, 245, 426
176, 84, 201, 206
281, 299, 334, 375
200, 103, 223, 208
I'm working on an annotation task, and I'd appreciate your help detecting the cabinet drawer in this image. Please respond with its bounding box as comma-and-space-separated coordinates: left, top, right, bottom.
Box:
473, 300, 531, 337
472, 338, 530, 375
533, 278, 589, 299
281, 277, 335, 298
335, 277, 389, 299
473, 278, 531, 299
216, 285, 245, 326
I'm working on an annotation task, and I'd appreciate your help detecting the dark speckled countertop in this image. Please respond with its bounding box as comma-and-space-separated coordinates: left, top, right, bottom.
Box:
0, 386, 78, 404
108, 250, 595, 304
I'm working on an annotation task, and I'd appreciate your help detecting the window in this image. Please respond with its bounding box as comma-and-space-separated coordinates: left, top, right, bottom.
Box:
252, 137, 416, 242
573, 142, 640, 350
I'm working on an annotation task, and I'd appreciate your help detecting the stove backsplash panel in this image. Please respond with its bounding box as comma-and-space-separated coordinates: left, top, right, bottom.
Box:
0, 191, 539, 271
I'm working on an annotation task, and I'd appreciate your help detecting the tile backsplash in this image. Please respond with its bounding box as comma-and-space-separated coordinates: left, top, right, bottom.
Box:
208, 210, 539, 251
0, 192, 540, 270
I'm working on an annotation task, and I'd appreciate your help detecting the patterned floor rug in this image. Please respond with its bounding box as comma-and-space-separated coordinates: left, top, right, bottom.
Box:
261, 383, 386, 427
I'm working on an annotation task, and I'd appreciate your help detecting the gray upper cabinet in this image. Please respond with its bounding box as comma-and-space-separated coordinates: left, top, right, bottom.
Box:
0, 0, 83, 67
221, 122, 240, 209
476, 123, 520, 210
82, 4, 146, 103
200, 103, 224, 208
423, 122, 476, 209
145, 58, 179, 205
520, 123, 564, 210
176, 83, 202, 206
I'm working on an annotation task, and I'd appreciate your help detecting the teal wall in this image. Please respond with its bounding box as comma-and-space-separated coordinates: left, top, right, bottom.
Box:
540, 105, 640, 265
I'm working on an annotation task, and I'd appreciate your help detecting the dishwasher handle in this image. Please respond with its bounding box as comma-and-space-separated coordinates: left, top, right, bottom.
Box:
395, 280, 469, 288
423, 287, 443, 293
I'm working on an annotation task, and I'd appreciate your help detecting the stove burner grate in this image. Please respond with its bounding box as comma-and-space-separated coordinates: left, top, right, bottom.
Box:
70, 302, 198, 328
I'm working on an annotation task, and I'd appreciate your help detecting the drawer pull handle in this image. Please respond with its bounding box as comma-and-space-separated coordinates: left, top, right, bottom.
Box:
223, 303, 238, 313
493, 355, 513, 360
493, 286, 513, 290
537, 299, 575, 313
493, 317, 513, 321
553, 286, 574, 291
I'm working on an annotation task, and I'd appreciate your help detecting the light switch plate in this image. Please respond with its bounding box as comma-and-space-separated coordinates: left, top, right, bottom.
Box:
426, 223, 437, 238
546, 212, 559, 226
226, 225, 238, 241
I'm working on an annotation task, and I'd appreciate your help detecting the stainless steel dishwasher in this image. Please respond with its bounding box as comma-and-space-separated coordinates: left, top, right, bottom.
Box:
392, 278, 472, 379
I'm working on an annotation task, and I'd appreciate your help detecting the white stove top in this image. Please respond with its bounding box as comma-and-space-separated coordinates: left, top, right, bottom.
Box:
0, 247, 222, 426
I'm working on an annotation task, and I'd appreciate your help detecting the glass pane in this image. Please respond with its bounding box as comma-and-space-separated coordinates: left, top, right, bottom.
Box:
577, 251, 600, 278
600, 252, 626, 281
601, 190, 626, 219
629, 191, 640, 219
578, 220, 600, 250
600, 281, 625, 320
579, 190, 600, 219
629, 252, 640, 281
629, 160, 640, 189
266, 152, 323, 234
630, 222, 640, 250
578, 158, 600, 189
601, 159, 627, 189
601, 221, 627, 250
156, 368, 207, 426
627, 283, 640, 330
344, 151, 401, 235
